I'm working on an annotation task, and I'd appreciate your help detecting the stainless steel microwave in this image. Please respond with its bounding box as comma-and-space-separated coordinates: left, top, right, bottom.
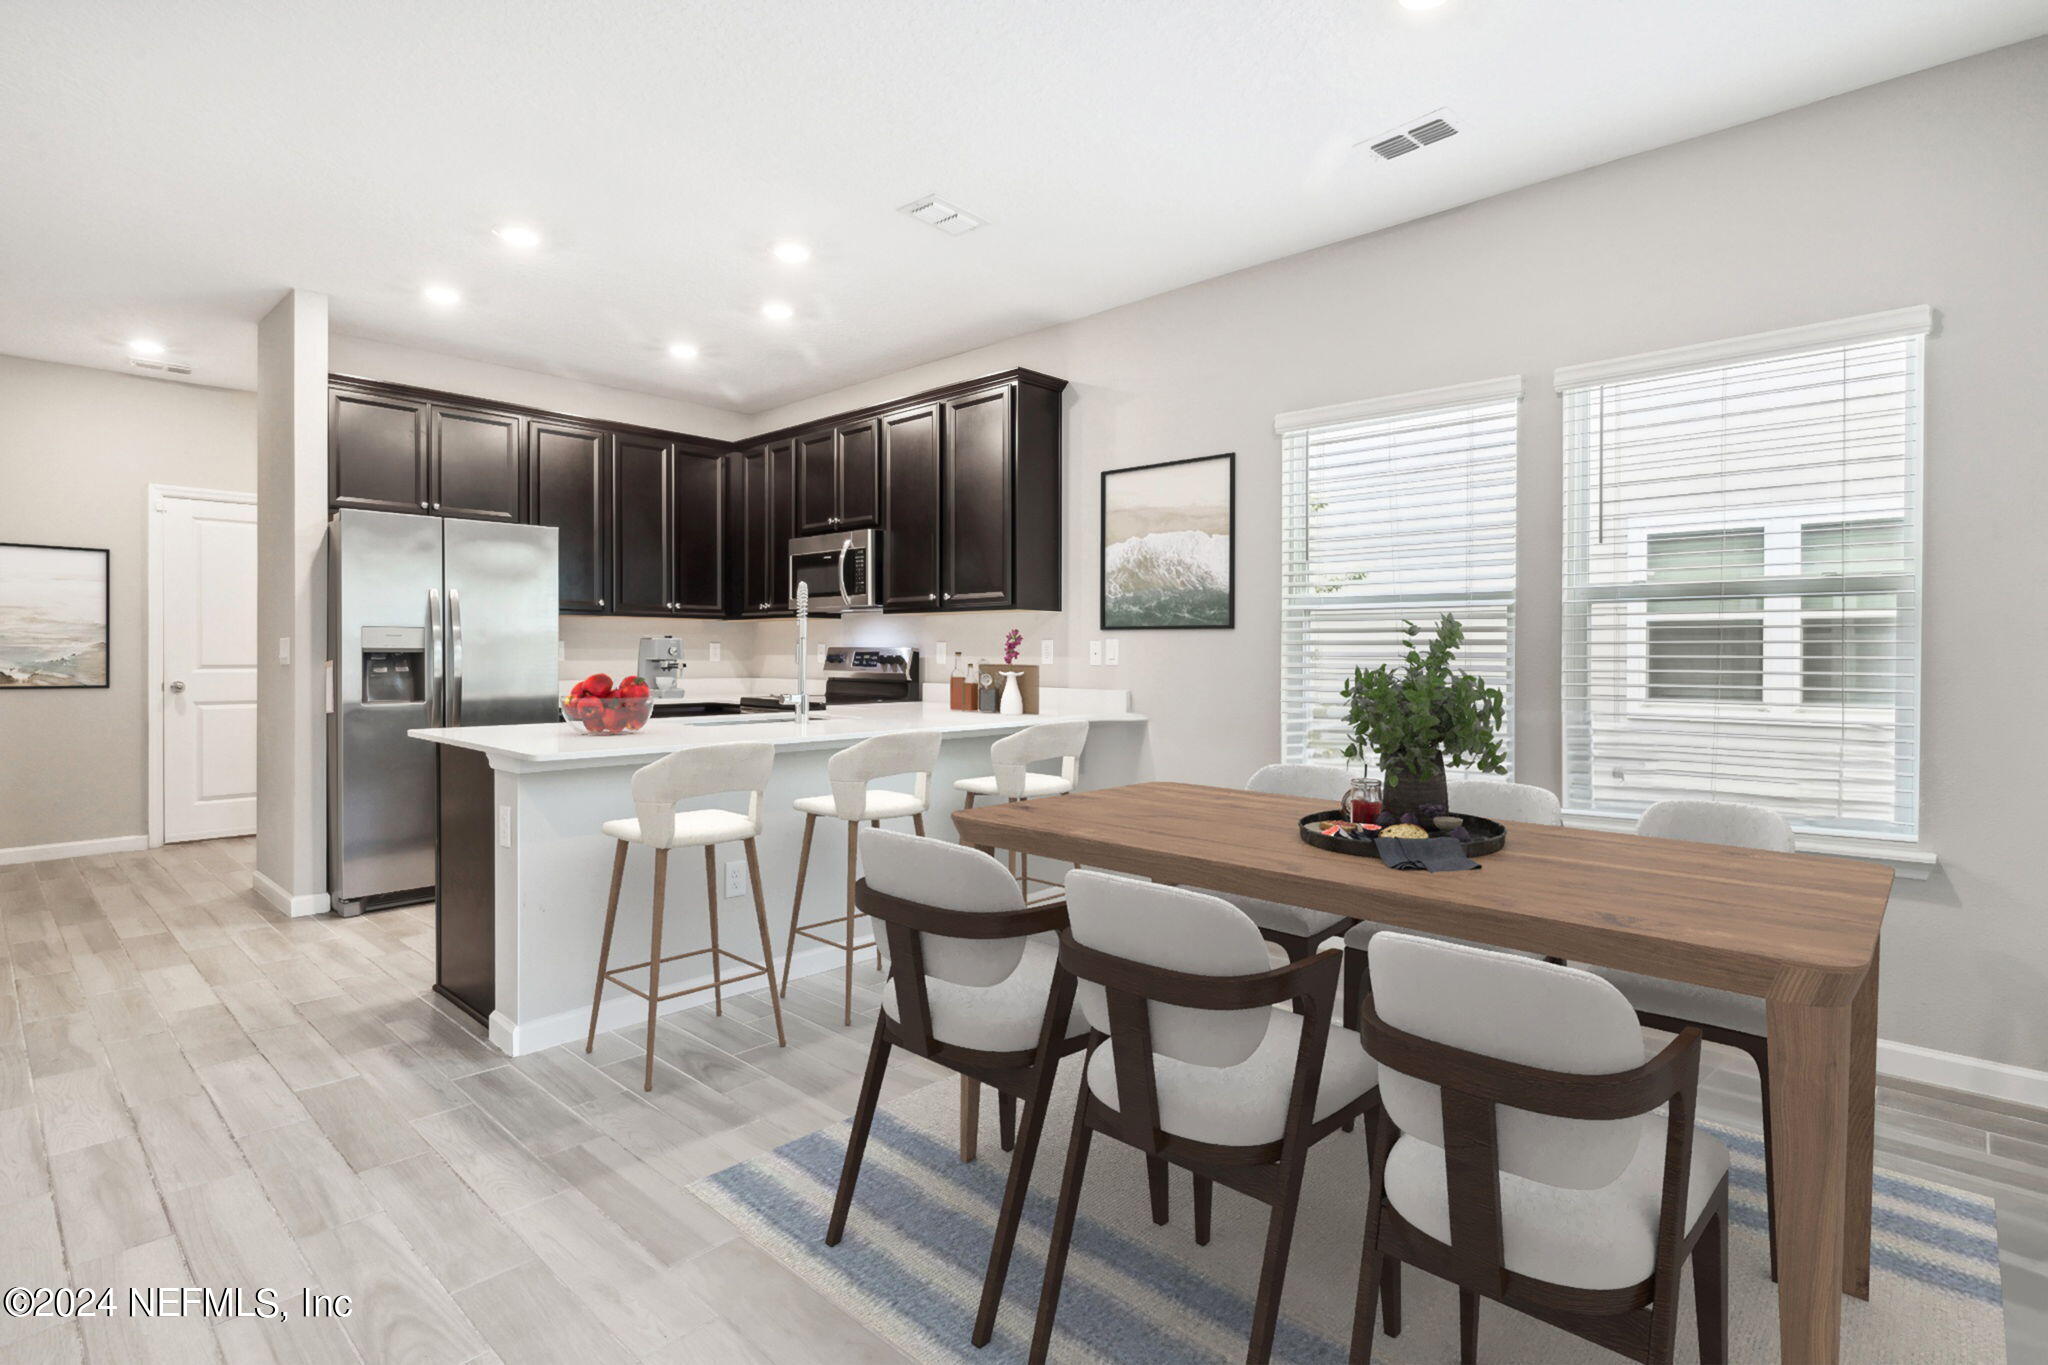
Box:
788, 528, 879, 612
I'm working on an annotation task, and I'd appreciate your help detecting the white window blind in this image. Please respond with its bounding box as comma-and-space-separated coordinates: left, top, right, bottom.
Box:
1278, 379, 1519, 768
1559, 313, 1926, 839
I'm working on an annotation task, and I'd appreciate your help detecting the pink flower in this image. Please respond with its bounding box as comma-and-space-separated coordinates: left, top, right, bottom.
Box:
1003, 628, 1022, 664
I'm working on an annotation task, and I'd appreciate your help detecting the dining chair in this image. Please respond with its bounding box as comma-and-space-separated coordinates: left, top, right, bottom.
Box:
1353, 932, 1730, 1365
1340, 779, 1564, 1029
585, 741, 787, 1091
780, 729, 943, 1025
1587, 797, 1795, 1278
1030, 871, 1380, 1365
954, 718, 1089, 899
1201, 763, 1352, 964
829, 829, 1090, 1347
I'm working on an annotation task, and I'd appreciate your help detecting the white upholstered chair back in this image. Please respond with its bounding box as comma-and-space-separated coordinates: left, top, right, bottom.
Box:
1065, 870, 1273, 1067
988, 719, 1089, 798
1369, 932, 1646, 1189
861, 828, 1028, 987
1246, 762, 1349, 803
1445, 778, 1563, 826
628, 742, 774, 849
1636, 798, 1795, 852
825, 730, 942, 820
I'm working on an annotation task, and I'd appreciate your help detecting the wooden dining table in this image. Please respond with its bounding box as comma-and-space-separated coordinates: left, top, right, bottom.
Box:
952, 781, 1891, 1365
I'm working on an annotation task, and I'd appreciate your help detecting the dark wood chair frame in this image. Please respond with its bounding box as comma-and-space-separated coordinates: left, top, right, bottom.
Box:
828, 880, 1090, 1348
1352, 989, 1729, 1365
1030, 937, 1382, 1365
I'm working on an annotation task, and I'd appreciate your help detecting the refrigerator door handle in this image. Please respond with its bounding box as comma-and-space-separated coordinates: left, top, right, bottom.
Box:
448, 587, 465, 727
426, 587, 443, 724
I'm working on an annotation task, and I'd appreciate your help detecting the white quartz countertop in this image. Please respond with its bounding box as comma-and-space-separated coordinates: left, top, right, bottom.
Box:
410, 702, 1145, 772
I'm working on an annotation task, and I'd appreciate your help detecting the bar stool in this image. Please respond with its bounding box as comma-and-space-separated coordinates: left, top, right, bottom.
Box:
953, 719, 1088, 898
585, 741, 787, 1091
780, 730, 942, 1025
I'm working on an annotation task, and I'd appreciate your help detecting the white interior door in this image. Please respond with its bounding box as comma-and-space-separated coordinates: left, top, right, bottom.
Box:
161, 496, 259, 842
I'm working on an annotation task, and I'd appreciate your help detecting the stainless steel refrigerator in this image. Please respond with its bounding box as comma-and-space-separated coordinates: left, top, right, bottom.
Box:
326, 509, 559, 916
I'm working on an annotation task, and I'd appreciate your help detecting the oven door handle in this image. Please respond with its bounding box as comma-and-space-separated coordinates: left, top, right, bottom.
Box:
836, 538, 852, 605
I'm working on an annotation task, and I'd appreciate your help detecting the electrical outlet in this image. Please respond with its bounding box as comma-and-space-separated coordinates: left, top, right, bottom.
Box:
1088, 640, 1102, 665
496, 806, 512, 848
708, 642, 722, 662
934, 639, 949, 666
1105, 639, 1120, 666
722, 860, 747, 898
1040, 639, 1055, 665
276, 636, 291, 665
556, 639, 566, 660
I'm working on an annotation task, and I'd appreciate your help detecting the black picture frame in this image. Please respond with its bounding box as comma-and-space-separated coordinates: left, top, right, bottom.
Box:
0, 541, 111, 690
1100, 452, 1236, 630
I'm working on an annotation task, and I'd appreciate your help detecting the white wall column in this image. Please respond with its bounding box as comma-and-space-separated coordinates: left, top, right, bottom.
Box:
253, 289, 331, 916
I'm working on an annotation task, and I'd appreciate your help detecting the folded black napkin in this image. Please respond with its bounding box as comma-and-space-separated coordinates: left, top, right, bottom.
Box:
1376, 836, 1481, 872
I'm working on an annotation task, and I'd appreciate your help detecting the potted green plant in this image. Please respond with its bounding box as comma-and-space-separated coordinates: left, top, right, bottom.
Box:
1340, 615, 1507, 817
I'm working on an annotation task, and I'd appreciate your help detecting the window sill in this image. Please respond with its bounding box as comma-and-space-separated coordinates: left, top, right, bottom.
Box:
1560, 812, 1937, 881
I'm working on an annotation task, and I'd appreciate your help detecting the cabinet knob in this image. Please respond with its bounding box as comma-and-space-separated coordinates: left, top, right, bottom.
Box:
419, 500, 429, 509
598, 598, 606, 608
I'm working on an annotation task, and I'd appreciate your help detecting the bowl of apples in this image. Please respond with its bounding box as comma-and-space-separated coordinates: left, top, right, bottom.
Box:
562, 674, 654, 735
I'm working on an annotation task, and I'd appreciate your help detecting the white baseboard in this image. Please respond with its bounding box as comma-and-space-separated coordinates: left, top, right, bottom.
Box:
250, 869, 331, 919
0, 834, 149, 867
1879, 1038, 2048, 1112
491, 941, 855, 1056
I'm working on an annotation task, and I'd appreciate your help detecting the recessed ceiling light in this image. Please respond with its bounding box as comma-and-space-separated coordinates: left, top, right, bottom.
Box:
126, 338, 166, 358
667, 342, 699, 361
1398, 0, 1448, 10
760, 300, 794, 322
493, 223, 543, 250
770, 241, 811, 265
422, 283, 462, 307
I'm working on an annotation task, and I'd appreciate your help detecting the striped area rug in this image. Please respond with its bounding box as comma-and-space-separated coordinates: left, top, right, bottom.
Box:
693, 1076, 2006, 1363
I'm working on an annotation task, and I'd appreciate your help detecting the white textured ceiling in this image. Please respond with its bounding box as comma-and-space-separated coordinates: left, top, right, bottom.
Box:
2, 0, 2044, 413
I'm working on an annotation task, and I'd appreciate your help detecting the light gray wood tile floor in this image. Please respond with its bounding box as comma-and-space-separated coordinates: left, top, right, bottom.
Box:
2, 837, 2043, 1363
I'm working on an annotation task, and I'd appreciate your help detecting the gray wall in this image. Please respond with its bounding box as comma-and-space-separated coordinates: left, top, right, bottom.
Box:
745, 39, 2048, 1071
0, 355, 256, 850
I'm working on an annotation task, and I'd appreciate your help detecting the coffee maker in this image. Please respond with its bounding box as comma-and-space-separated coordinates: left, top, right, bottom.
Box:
636, 636, 686, 698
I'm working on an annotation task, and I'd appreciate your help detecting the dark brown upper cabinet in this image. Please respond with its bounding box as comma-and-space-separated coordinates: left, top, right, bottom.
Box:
670, 449, 725, 616
736, 445, 776, 616
428, 404, 523, 521
795, 416, 883, 535
941, 385, 1015, 608
331, 388, 428, 514
529, 420, 611, 614
880, 404, 943, 609
611, 432, 674, 616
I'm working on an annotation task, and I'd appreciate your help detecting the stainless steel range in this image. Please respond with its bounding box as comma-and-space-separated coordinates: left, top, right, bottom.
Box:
822, 646, 920, 705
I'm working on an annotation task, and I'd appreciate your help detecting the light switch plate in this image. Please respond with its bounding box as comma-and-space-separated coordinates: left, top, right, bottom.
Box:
708, 642, 722, 662
723, 860, 747, 898
496, 806, 512, 848
276, 636, 291, 665
1041, 639, 1055, 664
1105, 639, 1120, 666
935, 639, 949, 667
1088, 640, 1103, 666
557, 640, 566, 660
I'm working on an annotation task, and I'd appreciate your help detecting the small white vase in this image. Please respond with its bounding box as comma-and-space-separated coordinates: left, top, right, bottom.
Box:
999, 670, 1024, 715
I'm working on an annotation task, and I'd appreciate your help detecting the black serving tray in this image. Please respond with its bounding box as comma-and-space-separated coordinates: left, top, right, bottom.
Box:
1298, 810, 1507, 858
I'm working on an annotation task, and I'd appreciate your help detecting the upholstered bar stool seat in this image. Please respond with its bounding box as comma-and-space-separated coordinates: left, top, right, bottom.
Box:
953, 771, 1073, 800
792, 789, 928, 821
954, 720, 1089, 899
601, 808, 758, 847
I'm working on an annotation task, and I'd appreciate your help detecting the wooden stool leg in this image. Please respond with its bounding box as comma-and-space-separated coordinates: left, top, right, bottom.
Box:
997, 1093, 1016, 1152
702, 845, 723, 1016
959, 1075, 980, 1163
842, 819, 858, 1026
912, 813, 925, 838
1146, 1155, 1170, 1225
825, 1014, 893, 1245
1029, 1102, 1095, 1365
779, 813, 816, 996
643, 848, 668, 1092
1459, 1288, 1480, 1365
585, 841, 628, 1052
1193, 1175, 1212, 1246
973, 1052, 1067, 1347
870, 819, 884, 970
743, 839, 786, 1046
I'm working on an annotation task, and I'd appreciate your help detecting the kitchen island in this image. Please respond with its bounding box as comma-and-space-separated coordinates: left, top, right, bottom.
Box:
411, 701, 1147, 1055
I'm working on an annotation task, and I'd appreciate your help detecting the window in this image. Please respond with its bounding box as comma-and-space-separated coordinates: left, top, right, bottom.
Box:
1278, 378, 1519, 768
1559, 308, 1927, 839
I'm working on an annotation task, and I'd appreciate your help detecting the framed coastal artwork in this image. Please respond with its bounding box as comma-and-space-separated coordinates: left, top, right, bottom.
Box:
0, 543, 110, 689
1100, 452, 1235, 630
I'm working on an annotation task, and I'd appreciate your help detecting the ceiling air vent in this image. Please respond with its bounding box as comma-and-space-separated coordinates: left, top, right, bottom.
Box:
899, 195, 984, 236
130, 357, 193, 375
1362, 109, 1460, 161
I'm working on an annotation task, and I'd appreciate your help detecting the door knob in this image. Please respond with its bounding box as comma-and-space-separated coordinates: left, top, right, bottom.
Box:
167, 680, 187, 693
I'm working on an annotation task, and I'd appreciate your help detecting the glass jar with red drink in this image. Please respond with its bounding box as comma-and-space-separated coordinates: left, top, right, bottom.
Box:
1343, 775, 1384, 826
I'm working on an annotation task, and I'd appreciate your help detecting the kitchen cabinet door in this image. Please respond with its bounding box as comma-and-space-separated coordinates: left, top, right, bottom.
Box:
836, 416, 880, 527
612, 433, 673, 615
331, 388, 428, 514
881, 404, 942, 609
768, 439, 797, 611
429, 404, 522, 521
530, 421, 611, 614
795, 427, 837, 535
738, 446, 772, 615
672, 449, 725, 616
942, 384, 1015, 608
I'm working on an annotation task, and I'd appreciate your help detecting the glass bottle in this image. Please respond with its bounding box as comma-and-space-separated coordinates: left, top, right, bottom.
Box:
1342, 775, 1384, 826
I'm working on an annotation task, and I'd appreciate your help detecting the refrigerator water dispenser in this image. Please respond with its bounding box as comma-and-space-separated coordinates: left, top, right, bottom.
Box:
359, 626, 425, 704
